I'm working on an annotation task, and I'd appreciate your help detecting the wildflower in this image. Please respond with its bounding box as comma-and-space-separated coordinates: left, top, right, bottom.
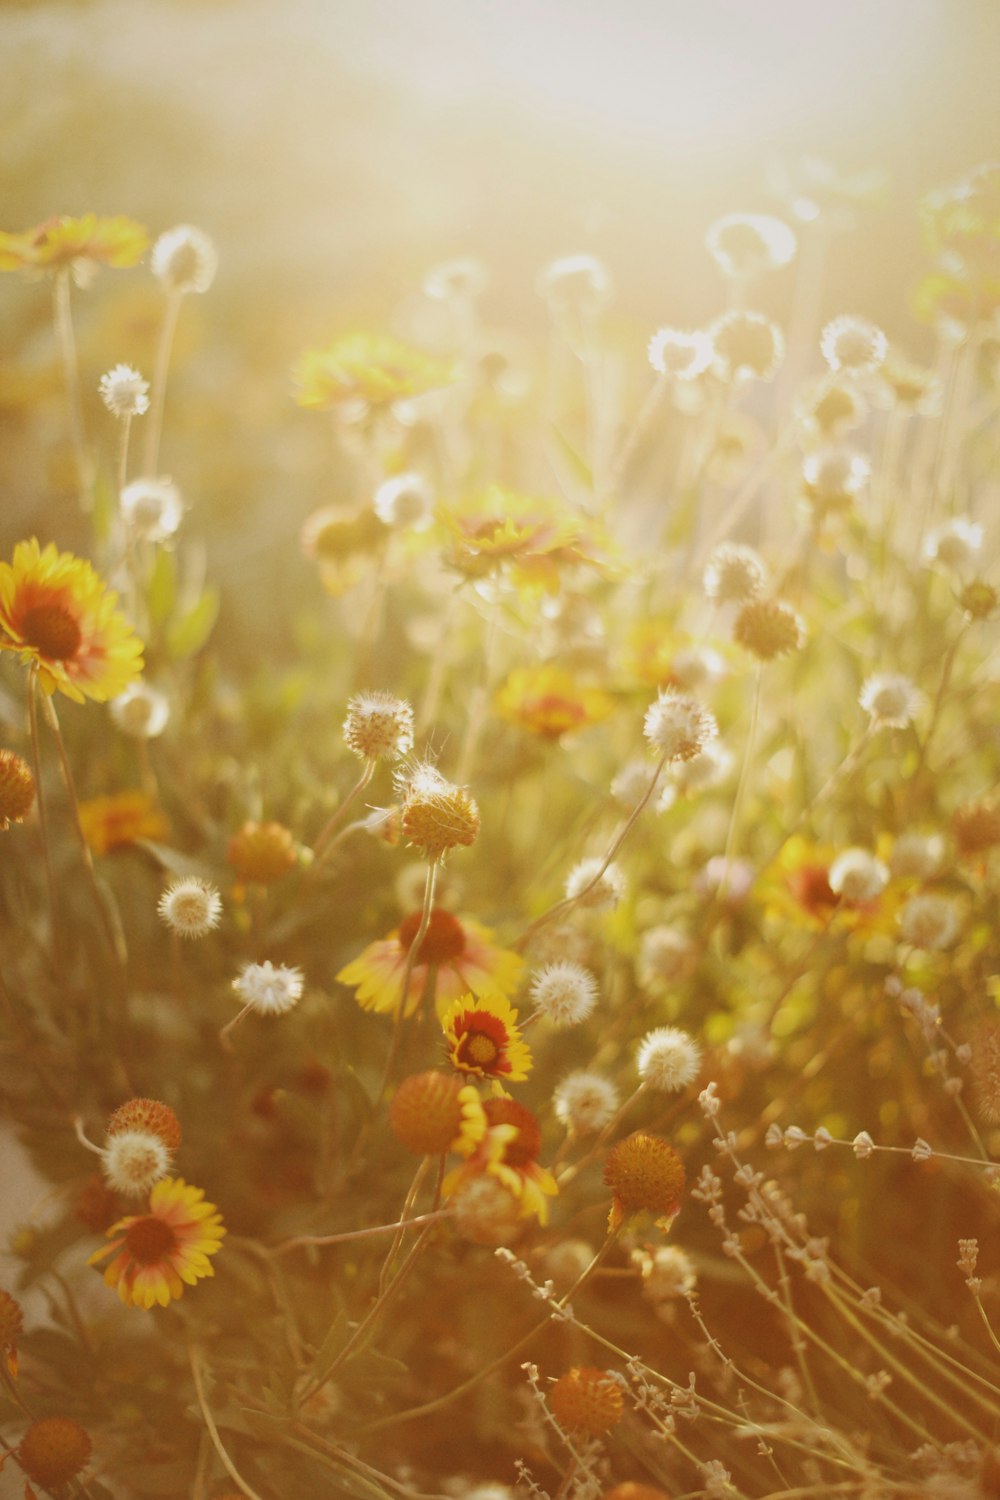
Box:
899, 893, 961, 950
970, 1021, 1000, 1125
647, 327, 713, 379
15, 1417, 92, 1488
733, 598, 805, 660
438, 486, 617, 592
101, 1131, 173, 1198
670, 741, 733, 796
302, 504, 388, 595
633, 1243, 697, 1306
795, 376, 867, 439
638, 926, 695, 988
119, 477, 184, 543
423, 256, 488, 302
442, 993, 532, 1082
338, 906, 522, 1020
604, 1132, 685, 1230
109, 681, 170, 739
801, 445, 870, 516
0, 213, 148, 282
875, 353, 942, 414
536, 253, 612, 315
636, 1027, 702, 1092
529, 962, 599, 1027
0, 750, 35, 830
0, 1290, 23, 1377
0, 538, 143, 702
707, 410, 767, 482
643, 690, 718, 762
820, 315, 888, 374
232, 961, 304, 1016
451, 1175, 525, 1246
107, 1098, 182, 1149
696, 855, 755, 902
668, 645, 727, 692
443, 1097, 557, 1224
859, 673, 923, 729
495, 664, 615, 740
709, 310, 784, 382
924, 518, 984, 571
99, 363, 149, 418
389, 1072, 486, 1156
564, 857, 626, 910
293, 332, 454, 411
703, 543, 767, 605
373, 472, 434, 530
959, 580, 999, 620
828, 848, 889, 906
78, 791, 168, 855
554, 1072, 619, 1134
611, 759, 654, 808
87, 1177, 225, 1308
342, 691, 414, 762
890, 832, 944, 880
549, 1366, 624, 1435
397, 763, 480, 861
158, 878, 222, 939
227, 820, 298, 884
151, 225, 218, 295
952, 798, 1000, 858
705, 212, 796, 278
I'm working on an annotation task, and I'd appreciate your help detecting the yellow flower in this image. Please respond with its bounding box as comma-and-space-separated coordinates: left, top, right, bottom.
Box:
77, 791, 168, 856
292, 332, 455, 410
495, 664, 615, 741
438, 486, 620, 593
0, 539, 144, 702
0, 214, 148, 280
442, 993, 532, 1082
757, 835, 899, 935
337, 907, 523, 1020
87, 1177, 225, 1309
443, 1096, 557, 1224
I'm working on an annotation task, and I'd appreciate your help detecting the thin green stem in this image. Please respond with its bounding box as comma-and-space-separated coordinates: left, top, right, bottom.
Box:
143, 289, 183, 474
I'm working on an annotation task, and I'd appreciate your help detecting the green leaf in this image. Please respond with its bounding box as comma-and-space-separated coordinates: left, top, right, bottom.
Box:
167, 586, 220, 658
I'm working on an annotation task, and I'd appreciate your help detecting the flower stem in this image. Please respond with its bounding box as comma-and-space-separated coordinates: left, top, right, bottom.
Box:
143, 288, 183, 474
52, 270, 93, 510
26, 669, 64, 978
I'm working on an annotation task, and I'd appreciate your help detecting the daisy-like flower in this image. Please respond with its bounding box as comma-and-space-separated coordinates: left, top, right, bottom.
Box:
443, 1097, 558, 1224
78, 791, 168, 856
119, 477, 184, 544
442, 993, 532, 1082
151, 225, 218, 295
529, 961, 599, 1027
820, 315, 888, 374
110, 681, 170, 739
232, 961, 304, 1016
709, 311, 784, 382
343, 691, 414, 761
636, 1026, 702, 1092
553, 1071, 619, 1134
495, 663, 615, 741
647, 327, 713, 380
157, 878, 222, 939
99, 364, 149, 418
0, 214, 148, 283
705, 213, 797, 278
564, 857, 626, 910
87, 1177, 225, 1309
438, 486, 618, 593
859, 673, 923, 729
292, 332, 454, 411
336, 906, 523, 1020
0, 539, 143, 702
643, 690, 718, 763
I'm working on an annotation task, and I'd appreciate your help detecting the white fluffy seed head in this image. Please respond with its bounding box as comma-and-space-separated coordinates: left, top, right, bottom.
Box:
373, 473, 434, 530
705, 213, 797, 278
899, 893, 960, 951
120, 477, 184, 543
451, 1176, 524, 1246
924, 517, 984, 571
152, 224, 218, 294
671, 741, 733, 795
110, 681, 170, 739
632, 1243, 697, 1302
647, 327, 713, 379
828, 848, 888, 905
859, 673, 923, 729
232, 961, 304, 1015
890, 832, 945, 881
529, 962, 598, 1027
158, 879, 223, 939
820, 315, 888, 374
564, 858, 626, 910
101, 1130, 172, 1197
610, 759, 654, 808
553, 1071, 619, 1134
703, 543, 767, 604
98, 363, 150, 419
643, 691, 718, 763
537, 253, 612, 314
638, 925, 695, 987
636, 1026, 702, 1092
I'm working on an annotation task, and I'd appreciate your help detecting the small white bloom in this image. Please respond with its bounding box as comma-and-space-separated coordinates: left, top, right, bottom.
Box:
638, 925, 694, 988
668, 645, 727, 691
643, 690, 718, 763
564, 857, 625, 910
110, 681, 170, 739
120, 476, 184, 544
802, 444, 870, 508
671, 741, 733, 795
101, 1130, 172, 1197
632, 1243, 696, 1303
232, 961, 304, 1015
529, 961, 598, 1027
152, 224, 218, 294
703, 542, 767, 604
343, 692, 414, 761
647, 326, 713, 379
636, 1026, 702, 1092
553, 1071, 619, 1134
924, 517, 984, 571
536, 253, 612, 313
695, 855, 755, 902
899, 893, 960, 951
820, 314, 888, 374
828, 848, 888, 905
859, 673, 923, 729
373, 472, 434, 530
610, 758, 654, 808
852, 1130, 875, 1159
890, 832, 944, 881
158, 879, 222, 940
99, 363, 149, 419
705, 212, 797, 278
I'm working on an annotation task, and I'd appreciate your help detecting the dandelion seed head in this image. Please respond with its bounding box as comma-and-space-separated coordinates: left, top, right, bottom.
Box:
636, 1026, 702, 1092
151, 224, 218, 295
670, 740, 733, 795
529, 961, 598, 1027
553, 1071, 619, 1134
451, 1175, 524, 1246
638, 925, 694, 988
109, 681, 170, 739
611, 758, 655, 808
733, 598, 805, 660
924, 517, 984, 571
157, 878, 222, 940
232, 961, 304, 1015
98, 363, 149, 419
859, 673, 923, 729
343, 691, 414, 762
820, 314, 888, 374
101, 1130, 172, 1197
709, 310, 784, 382
828, 848, 888, 905
119, 477, 183, 544
564, 857, 625, 909
705, 212, 797, 278
899, 893, 961, 951
647, 327, 713, 380
643, 690, 718, 762
703, 543, 767, 605
801, 445, 870, 513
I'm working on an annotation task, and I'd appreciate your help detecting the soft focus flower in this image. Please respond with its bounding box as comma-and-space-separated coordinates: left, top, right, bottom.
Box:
397, 763, 481, 861
151, 225, 218, 295
638, 925, 695, 988
604, 1131, 685, 1230
548, 1367, 624, 1435
924, 518, 984, 571
106, 1098, 182, 1149
0, 1289, 23, 1377
451, 1175, 525, 1246
101, 1131, 173, 1198
302, 504, 389, 595
536, 253, 612, 315
99, 363, 149, 418
373, 472, 434, 530
495, 663, 615, 740
643, 690, 718, 762
0, 214, 148, 282
890, 832, 945, 881
293, 332, 454, 410
876, 353, 942, 414
636, 1026, 702, 1091
0, 750, 35, 830
15, 1417, 92, 1489
389, 1072, 487, 1156
337, 907, 523, 1020
633, 1243, 697, 1306
232, 961, 304, 1016
342, 691, 414, 761
529, 961, 599, 1027
703, 543, 767, 605
119, 477, 184, 543
442, 993, 532, 1081
669, 740, 733, 797
709, 311, 784, 382
705, 213, 796, 278
438, 486, 618, 592
647, 327, 713, 379
952, 798, 1000, 858
87, 1177, 225, 1309
0, 539, 144, 702
899, 893, 961, 950
227, 820, 298, 884
109, 681, 170, 739
78, 791, 168, 855
443, 1097, 557, 1224
820, 315, 888, 374
733, 598, 805, 660
828, 848, 889, 906
795, 376, 867, 439
553, 1071, 619, 1134
564, 857, 626, 910
859, 674, 923, 729
801, 445, 870, 516
157, 878, 222, 939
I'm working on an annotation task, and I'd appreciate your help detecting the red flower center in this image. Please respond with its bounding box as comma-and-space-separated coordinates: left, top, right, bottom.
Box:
124, 1216, 177, 1266
398, 907, 467, 966
483, 1097, 541, 1166
453, 1007, 511, 1075
20, 602, 82, 661
788, 864, 837, 916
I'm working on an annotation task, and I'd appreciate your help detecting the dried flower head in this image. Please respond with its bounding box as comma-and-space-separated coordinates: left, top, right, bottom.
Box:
101, 1130, 173, 1198
604, 1132, 685, 1227
703, 542, 767, 604
733, 598, 805, 660
801, 445, 870, 514
151, 224, 218, 295
227, 820, 298, 884
109, 680, 170, 738
397, 763, 480, 861
373, 472, 434, 530
548, 1366, 625, 1435
820, 314, 888, 374
828, 848, 889, 905
643, 689, 718, 762
232, 961, 304, 1016
553, 1071, 619, 1134
157, 878, 222, 939
537, 253, 612, 315
529, 961, 599, 1027
709, 310, 784, 382
451, 1175, 525, 1246
106, 1098, 182, 1150
119, 477, 184, 544
99, 363, 149, 418
343, 692, 414, 761
647, 327, 713, 379
890, 832, 944, 881
564, 857, 626, 910
633, 1243, 697, 1305
16, 1417, 92, 1489
924, 517, 984, 571
670, 740, 733, 796
636, 1026, 702, 1091
899, 893, 961, 951
638, 925, 695, 988
859, 673, 923, 729
0, 749, 35, 830
705, 212, 797, 278
389, 1072, 486, 1156
796, 376, 867, 438
952, 798, 1000, 858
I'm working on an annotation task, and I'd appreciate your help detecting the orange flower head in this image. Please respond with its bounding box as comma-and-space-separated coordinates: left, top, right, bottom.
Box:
495, 664, 615, 741
227, 820, 298, 884
88, 1177, 225, 1309
953, 798, 1000, 858
0, 750, 35, 829
397, 764, 480, 861
389, 1072, 486, 1156
442, 993, 532, 1082
106, 1098, 182, 1151
77, 791, 168, 856
603, 1132, 685, 1230
0, 539, 144, 702
733, 598, 805, 660
16, 1417, 92, 1488
482, 1097, 542, 1167
549, 1367, 625, 1435
293, 332, 455, 410
0, 213, 148, 280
